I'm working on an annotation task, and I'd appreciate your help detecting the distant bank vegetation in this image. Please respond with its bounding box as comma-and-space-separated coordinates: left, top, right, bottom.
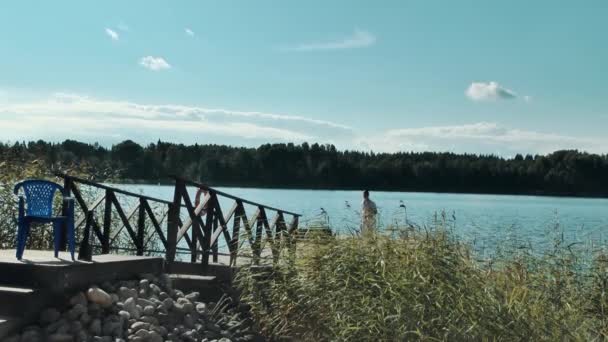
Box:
1, 139, 608, 196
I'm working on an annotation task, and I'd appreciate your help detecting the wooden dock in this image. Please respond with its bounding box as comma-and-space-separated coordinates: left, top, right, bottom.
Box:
0, 173, 301, 338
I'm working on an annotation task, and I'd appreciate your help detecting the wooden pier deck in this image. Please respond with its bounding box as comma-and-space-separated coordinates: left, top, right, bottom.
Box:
0, 173, 301, 338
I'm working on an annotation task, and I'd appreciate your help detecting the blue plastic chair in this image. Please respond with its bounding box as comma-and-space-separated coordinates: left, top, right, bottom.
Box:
14, 180, 75, 260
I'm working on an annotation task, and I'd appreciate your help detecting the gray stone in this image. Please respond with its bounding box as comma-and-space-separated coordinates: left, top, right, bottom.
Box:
68, 303, 87, 320
87, 287, 113, 308
70, 292, 88, 307
92, 337, 111, 342
21, 329, 41, 342
118, 310, 130, 322
80, 312, 91, 324
162, 297, 174, 310
40, 308, 61, 324
143, 305, 155, 316
47, 333, 74, 342
184, 314, 195, 328
117, 287, 138, 300
131, 321, 150, 331
218, 339, 232, 342
90, 318, 102, 336
135, 328, 149, 338
195, 302, 208, 315
136, 298, 154, 307
139, 316, 159, 325
123, 297, 139, 319
56, 322, 71, 334
149, 284, 161, 295
185, 292, 199, 302
3, 335, 19, 342
148, 331, 163, 342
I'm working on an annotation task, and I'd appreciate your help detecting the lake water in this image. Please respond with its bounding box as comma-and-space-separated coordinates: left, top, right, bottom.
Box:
113, 184, 608, 258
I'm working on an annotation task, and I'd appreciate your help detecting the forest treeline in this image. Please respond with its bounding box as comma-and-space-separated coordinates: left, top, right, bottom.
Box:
1, 139, 608, 197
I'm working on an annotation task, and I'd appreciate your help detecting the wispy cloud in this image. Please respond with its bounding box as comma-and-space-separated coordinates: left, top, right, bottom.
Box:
139, 56, 171, 71
0, 92, 352, 144
466, 81, 516, 101
185, 28, 195, 37
357, 122, 607, 155
105, 28, 119, 41
284, 29, 376, 51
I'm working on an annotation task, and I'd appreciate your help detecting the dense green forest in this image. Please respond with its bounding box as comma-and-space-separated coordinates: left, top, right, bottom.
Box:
1, 139, 608, 197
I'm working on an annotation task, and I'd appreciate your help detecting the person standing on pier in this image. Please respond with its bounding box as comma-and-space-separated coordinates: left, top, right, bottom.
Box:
361, 190, 377, 235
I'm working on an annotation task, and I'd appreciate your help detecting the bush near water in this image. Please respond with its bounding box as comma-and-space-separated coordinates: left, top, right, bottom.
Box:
235, 226, 608, 341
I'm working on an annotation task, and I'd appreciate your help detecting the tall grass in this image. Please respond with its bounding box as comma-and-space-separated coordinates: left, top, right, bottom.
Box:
235, 218, 608, 341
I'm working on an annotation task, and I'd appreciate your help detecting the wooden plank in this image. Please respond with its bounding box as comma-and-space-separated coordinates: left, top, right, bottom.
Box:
70, 182, 105, 244
260, 208, 278, 261
212, 213, 219, 263
109, 192, 140, 248
166, 182, 182, 263
55, 172, 174, 205
74, 193, 105, 228
59, 176, 73, 250
230, 203, 242, 266
177, 193, 210, 243
173, 176, 301, 217
102, 190, 112, 254
109, 200, 140, 245
240, 206, 256, 248
137, 198, 146, 256
142, 200, 168, 250
202, 196, 215, 266
209, 201, 235, 249
180, 185, 206, 250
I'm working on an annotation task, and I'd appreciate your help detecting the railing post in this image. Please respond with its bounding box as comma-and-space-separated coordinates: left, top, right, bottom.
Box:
230, 202, 242, 266
212, 213, 219, 263
60, 176, 72, 251
202, 194, 215, 267
77, 211, 93, 261
166, 179, 183, 263
137, 198, 146, 256
254, 206, 264, 264
102, 189, 112, 254
191, 201, 200, 263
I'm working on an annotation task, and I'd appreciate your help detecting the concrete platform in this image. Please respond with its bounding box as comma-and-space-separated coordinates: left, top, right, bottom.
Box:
0, 249, 165, 338
0, 249, 164, 290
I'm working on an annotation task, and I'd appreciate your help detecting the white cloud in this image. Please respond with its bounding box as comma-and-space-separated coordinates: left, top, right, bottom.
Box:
284, 29, 376, 51
139, 56, 171, 71
523, 95, 532, 102
0, 92, 352, 144
357, 122, 607, 155
466, 81, 516, 101
105, 28, 119, 41
185, 28, 194, 36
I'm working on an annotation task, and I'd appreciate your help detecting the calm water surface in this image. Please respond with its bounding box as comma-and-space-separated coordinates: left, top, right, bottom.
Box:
113, 184, 608, 256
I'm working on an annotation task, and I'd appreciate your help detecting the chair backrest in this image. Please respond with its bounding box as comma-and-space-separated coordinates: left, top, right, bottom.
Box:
13, 180, 65, 217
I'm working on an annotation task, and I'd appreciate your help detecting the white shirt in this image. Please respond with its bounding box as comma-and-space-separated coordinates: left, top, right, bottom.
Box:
361, 198, 377, 217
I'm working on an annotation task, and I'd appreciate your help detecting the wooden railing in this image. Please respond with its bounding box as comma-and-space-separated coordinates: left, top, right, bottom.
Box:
55, 173, 300, 266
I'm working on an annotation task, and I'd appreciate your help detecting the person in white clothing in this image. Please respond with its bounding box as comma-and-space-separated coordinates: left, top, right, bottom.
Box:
361, 190, 377, 235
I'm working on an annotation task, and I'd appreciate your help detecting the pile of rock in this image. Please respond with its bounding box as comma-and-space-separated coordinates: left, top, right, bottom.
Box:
5, 274, 257, 342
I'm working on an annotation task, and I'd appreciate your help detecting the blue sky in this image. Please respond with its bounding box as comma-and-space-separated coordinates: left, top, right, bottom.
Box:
0, 0, 607, 155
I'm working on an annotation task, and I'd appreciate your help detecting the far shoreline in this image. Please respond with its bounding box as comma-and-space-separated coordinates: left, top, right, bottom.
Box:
106, 179, 608, 201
